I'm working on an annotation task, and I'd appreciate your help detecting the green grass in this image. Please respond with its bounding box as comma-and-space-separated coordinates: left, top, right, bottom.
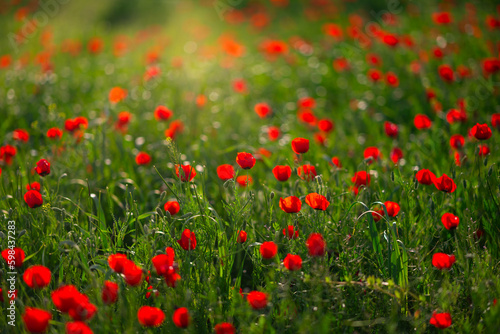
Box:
1, 0, 500, 333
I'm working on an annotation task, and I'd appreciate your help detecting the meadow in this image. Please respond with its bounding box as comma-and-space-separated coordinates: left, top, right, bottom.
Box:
0, 0, 500, 333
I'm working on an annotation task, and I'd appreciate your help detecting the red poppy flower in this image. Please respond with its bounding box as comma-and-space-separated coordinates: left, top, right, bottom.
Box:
236, 152, 256, 170
430, 312, 452, 329
102, 281, 119, 305
215, 322, 236, 334
247, 291, 268, 309
66, 321, 93, 334
433, 47, 444, 59
135, 152, 151, 165
52, 285, 84, 313
108, 254, 128, 273
323, 23, 343, 40
154, 105, 173, 121
0, 144, 16, 165
175, 164, 196, 182
2, 247, 25, 268
446, 109, 467, 124
297, 164, 317, 181
305, 193, 330, 210
298, 97, 316, 109
152, 252, 175, 277
283, 225, 299, 239
438, 65, 454, 83
47, 127, 63, 140
236, 175, 253, 187
291, 138, 309, 154
333, 58, 349, 72
306, 233, 326, 257
272, 165, 292, 182
433, 174, 457, 193
318, 119, 334, 133
415, 169, 436, 185
23, 307, 51, 333
279, 196, 302, 213
364, 147, 381, 163
449, 135, 464, 149
297, 109, 317, 126
441, 213, 459, 230
260, 241, 278, 259
123, 262, 143, 287
367, 68, 382, 82
414, 114, 432, 129
254, 103, 272, 118
116, 111, 131, 127
178, 229, 197, 250
13, 129, 29, 142
482, 58, 500, 77
432, 253, 456, 270
88, 37, 103, 53
24, 190, 43, 208
478, 144, 490, 156
470, 123, 492, 140
351, 171, 370, 187
217, 164, 235, 181
109, 87, 127, 103
35, 159, 51, 177
384, 201, 400, 217
331, 156, 341, 168
232, 79, 247, 93
372, 209, 385, 222
138, 306, 165, 327
68, 298, 97, 321
432, 12, 452, 24
164, 201, 180, 216
283, 254, 302, 271
237, 230, 247, 243
384, 121, 398, 138
491, 113, 500, 130
173, 307, 190, 328
385, 72, 399, 87
382, 33, 399, 47
390, 147, 403, 164
23, 265, 51, 289
268, 126, 281, 141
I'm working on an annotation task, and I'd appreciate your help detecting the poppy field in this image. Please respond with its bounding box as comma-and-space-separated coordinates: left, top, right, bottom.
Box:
1, 0, 500, 333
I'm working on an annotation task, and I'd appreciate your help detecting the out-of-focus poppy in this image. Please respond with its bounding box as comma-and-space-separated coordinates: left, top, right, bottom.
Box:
23, 265, 51, 289
247, 291, 268, 309
306, 233, 326, 257
137, 306, 165, 327
430, 312, 452, 329
283, 225, 299, 239
24, 190, 43, 208
109, 87, 127, 103
414, 114, 432, 129
135, 152, 151, 165
173, 307, 190, 328
260, 241, 277, 259
154, 105, 173, 121
254, 103, 272, 118
22, 307, 51, 333
432, 253, 455, 270
283, 254, 302, 271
